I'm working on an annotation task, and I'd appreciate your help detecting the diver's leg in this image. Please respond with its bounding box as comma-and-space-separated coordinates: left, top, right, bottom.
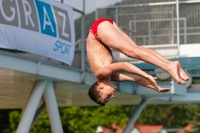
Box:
112, 22, 188, 81
97, 21, 188, 84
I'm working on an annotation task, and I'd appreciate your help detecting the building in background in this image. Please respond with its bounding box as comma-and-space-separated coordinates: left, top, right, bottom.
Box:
96, 124, 193, 133
96, 124, 167, 133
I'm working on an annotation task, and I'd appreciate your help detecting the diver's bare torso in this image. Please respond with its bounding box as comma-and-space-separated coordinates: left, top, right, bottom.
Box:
86, 32, 114, 78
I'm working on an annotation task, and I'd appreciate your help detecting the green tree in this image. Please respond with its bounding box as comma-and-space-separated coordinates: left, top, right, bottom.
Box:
9, 109, 51, 133
137, 104, 196, 128
9, 104, 198, 133
187, 105, 200, 133
60, 106, 130, 133
9, 106, 131, 133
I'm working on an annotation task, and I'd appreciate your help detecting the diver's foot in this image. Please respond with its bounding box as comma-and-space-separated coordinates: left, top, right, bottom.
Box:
167, 62, 185, 84
175, 61, 189, 81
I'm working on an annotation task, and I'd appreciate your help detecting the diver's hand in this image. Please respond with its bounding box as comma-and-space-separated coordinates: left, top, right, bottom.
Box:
146, 75, 170, 93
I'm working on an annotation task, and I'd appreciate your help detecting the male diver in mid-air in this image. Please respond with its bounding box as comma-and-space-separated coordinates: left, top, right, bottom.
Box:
87, 18, 188, 106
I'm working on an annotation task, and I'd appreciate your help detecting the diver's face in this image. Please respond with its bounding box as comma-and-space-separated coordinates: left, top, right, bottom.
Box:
98, 84, 117, 104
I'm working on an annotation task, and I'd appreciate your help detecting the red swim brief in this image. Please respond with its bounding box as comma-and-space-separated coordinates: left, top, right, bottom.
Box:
89, 18, 113, 41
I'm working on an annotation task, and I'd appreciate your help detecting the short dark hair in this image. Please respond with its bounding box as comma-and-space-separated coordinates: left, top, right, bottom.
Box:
88, 82, 105, 106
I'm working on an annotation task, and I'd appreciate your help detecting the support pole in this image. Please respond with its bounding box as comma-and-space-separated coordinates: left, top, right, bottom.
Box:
81, 0, 86, 83
123, 98, 148, 133
176, 0, 180, 57
16, 80, 47, 133
115, 7, 118, 25
171, 12, 174, 45
43, 80, 64, 133
31, 101, 46, 126
148, 21, 151, 45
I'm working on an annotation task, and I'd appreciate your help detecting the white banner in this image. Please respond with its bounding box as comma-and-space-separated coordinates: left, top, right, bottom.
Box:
0, 0, 75, 66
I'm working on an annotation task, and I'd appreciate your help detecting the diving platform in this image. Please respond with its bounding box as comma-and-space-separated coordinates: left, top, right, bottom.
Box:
1, 43, 200, 109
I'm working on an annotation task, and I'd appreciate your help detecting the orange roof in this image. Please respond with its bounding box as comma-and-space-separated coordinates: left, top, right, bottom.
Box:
99, 124, 193, 133
136, 124, 163, 133
99, 124, 126, 133
101, 126, 113, 133
100, 124, 164, 133
176, 124, 193, 133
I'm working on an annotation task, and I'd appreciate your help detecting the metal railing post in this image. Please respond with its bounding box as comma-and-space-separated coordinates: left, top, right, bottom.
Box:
81, 0, 85, 82
115, 7, 118, 25
176, 0, 180, 57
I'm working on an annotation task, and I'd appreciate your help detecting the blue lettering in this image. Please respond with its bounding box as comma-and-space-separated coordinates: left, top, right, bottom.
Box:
61, 43, 66, 54
54, 40, 59, 51
54, 40, 71, 55
66, 44, 71, 55
59, 41, 62, 52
